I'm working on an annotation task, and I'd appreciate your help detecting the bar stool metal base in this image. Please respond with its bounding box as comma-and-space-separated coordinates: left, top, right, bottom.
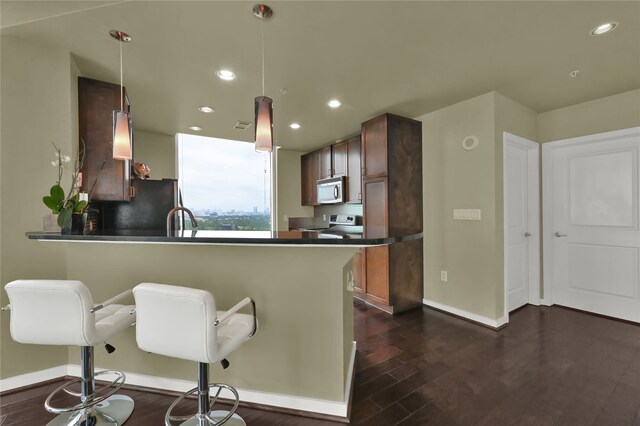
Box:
178, 411, 245, 426
46, 394, 134, 426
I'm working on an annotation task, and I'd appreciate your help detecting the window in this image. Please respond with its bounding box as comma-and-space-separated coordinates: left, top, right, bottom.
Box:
177, 133, 273, 231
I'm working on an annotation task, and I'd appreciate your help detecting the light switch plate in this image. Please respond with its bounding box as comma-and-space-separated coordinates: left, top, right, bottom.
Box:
440, 270, 448, 282
453, 209, 481, 220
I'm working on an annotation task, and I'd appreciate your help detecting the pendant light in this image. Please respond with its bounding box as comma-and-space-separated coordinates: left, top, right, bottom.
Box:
110, 30, 133, 160
253, 4, 274, 153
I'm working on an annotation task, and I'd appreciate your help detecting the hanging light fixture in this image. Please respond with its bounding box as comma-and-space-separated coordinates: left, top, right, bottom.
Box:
253, 4, 274, 153
110, 30, 133, 160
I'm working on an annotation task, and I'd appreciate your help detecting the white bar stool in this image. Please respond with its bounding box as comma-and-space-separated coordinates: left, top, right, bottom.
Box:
3, 280, 136, 426
132, 283, 257, 426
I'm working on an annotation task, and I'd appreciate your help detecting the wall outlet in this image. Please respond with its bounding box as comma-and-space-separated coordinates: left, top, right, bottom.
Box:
322, 214, 327, 221
440, 270, 448, 282
283, 215, 288, 223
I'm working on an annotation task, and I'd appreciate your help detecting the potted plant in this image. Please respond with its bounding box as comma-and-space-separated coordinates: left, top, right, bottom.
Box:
42, 141, 89, 234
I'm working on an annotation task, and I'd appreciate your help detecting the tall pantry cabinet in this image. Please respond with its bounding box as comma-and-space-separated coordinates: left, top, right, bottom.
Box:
359, 113, 423, 313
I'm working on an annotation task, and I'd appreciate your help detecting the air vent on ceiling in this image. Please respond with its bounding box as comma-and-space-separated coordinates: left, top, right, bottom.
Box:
234, 121, 252, 130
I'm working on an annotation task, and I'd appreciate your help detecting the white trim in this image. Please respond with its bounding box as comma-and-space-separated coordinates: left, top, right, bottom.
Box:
343, 341, 356, 410
0, 344, 358, 418
503, 132, 541, 319
0, 365, 70, 392
542, 126, 640, 307
423, 299, 507, 329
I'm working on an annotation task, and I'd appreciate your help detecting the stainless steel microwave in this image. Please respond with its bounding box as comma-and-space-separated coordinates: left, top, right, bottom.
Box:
317, 176, 345, 204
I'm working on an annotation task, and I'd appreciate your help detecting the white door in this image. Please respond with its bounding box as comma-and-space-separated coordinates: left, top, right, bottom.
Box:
504, 133, 540, 313
543, 128, 640, 322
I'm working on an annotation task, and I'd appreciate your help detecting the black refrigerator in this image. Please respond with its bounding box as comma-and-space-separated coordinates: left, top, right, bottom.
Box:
97, 179, 179, 231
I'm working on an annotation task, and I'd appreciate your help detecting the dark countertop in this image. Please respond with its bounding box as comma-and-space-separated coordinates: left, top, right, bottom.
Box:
26, 229, 423, 246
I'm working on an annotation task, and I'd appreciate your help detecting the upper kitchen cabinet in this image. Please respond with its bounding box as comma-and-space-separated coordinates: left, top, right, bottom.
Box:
346, 135, 362, 203
79, 77, 132, 202
362, 113, 422, 237
301, 150, 320, 206
319, 146, 332, 180
332, 140, 347, 177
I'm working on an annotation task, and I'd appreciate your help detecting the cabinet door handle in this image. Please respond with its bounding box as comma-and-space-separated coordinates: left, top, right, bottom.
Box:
358, 192, 362, 200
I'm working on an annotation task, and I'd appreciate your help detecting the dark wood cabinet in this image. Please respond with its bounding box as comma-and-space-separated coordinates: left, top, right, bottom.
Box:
362, 177, 388, 238
358, 113, 423, 314
346, 136, 362, 203
301, 150, 320, 206
78, 77, 131, 202
319, 146, 332, 180
301, 136, 362, 205
332, 141, 347, 177
361, 114, 388, 179
364, 246, 389, 305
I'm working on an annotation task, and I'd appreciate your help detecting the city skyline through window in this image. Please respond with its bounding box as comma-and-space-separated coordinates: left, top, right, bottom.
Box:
177, 133, 272, 231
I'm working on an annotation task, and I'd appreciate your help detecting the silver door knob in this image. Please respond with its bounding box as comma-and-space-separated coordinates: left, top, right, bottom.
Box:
524, 232, 531, 237
554, 232, 568, 237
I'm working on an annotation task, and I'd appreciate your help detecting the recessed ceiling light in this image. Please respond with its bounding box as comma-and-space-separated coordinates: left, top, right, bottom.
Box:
188, 125, 202, 132
290, 123, 301, 129
590, 22, 619, 36
217, 69, 236, 81
198, 106, 215, 113
328, 99, 342, 108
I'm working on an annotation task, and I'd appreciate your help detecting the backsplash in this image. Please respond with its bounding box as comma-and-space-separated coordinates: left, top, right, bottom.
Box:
314, 203, 363, 219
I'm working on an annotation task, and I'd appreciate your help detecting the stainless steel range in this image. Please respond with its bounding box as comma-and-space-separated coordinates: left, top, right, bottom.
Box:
317, 214, 363, 238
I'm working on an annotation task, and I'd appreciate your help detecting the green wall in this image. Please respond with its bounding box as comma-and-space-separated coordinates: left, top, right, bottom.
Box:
0, 37, 74, 378
538, 89, 640, 142
133, 129, 176, 179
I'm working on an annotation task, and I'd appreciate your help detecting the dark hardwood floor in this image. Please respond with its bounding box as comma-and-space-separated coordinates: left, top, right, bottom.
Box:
2, 302, 640, 425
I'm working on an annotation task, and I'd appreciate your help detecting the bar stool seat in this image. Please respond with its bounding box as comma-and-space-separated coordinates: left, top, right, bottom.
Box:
4, 280, 136, 426
133, 283, 257, 426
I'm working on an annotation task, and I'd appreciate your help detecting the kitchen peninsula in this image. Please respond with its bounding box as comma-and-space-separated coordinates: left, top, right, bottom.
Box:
25, 230, 422, 419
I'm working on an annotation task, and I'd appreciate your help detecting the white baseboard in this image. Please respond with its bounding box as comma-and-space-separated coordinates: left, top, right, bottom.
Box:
540, 298, 553, 306
0, 365, 69, 392
1, 343, 358, 418
423, 298, 508, 329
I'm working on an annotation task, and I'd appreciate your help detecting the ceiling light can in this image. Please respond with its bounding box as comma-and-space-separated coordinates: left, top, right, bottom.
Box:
217, 70, 236, 81
290, 123, 301, 129
590, 22, 618, 36
328, 99, 342, 108
198, 106, 215, 113
188, 126, 203, 132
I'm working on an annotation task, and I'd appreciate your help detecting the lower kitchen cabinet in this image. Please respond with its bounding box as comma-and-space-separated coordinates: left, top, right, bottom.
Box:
364, 246, 389, 305
354, 239, 423, 314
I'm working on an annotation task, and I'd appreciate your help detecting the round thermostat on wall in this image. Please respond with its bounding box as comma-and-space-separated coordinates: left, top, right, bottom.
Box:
462, 135, 479, 151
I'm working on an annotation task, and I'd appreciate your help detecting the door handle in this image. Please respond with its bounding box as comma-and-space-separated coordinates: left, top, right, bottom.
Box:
524, 232, 531, 237
554, 232, 568, 238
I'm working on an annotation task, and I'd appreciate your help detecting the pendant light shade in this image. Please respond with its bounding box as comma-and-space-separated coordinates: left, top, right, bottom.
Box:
113, 110, 132, 160
110, 30, 132, 161
253, 4, 273, 153
254, 96, 273, 153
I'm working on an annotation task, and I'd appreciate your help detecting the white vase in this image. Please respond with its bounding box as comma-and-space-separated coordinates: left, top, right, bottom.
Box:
43, 213, 60, 232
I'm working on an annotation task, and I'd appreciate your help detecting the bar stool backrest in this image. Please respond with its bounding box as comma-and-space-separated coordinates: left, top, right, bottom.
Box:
133, 283, 219, 364
5, 280, 96, 346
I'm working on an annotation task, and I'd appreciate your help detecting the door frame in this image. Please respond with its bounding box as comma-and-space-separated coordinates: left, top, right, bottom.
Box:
503, 132, 541, 320
541, 127, 640, 306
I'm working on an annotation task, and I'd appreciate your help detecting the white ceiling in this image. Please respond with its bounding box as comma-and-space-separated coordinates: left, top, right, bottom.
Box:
1, 1, 639, 150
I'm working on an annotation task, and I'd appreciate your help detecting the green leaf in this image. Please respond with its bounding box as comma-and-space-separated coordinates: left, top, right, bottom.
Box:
50, 185, 65, 203
74, 200, 87, 213
57, 208, 72, 228
43, 196, 61, 213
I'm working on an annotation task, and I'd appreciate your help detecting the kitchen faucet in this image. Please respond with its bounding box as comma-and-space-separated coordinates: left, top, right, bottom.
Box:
167, 207, 198, 235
